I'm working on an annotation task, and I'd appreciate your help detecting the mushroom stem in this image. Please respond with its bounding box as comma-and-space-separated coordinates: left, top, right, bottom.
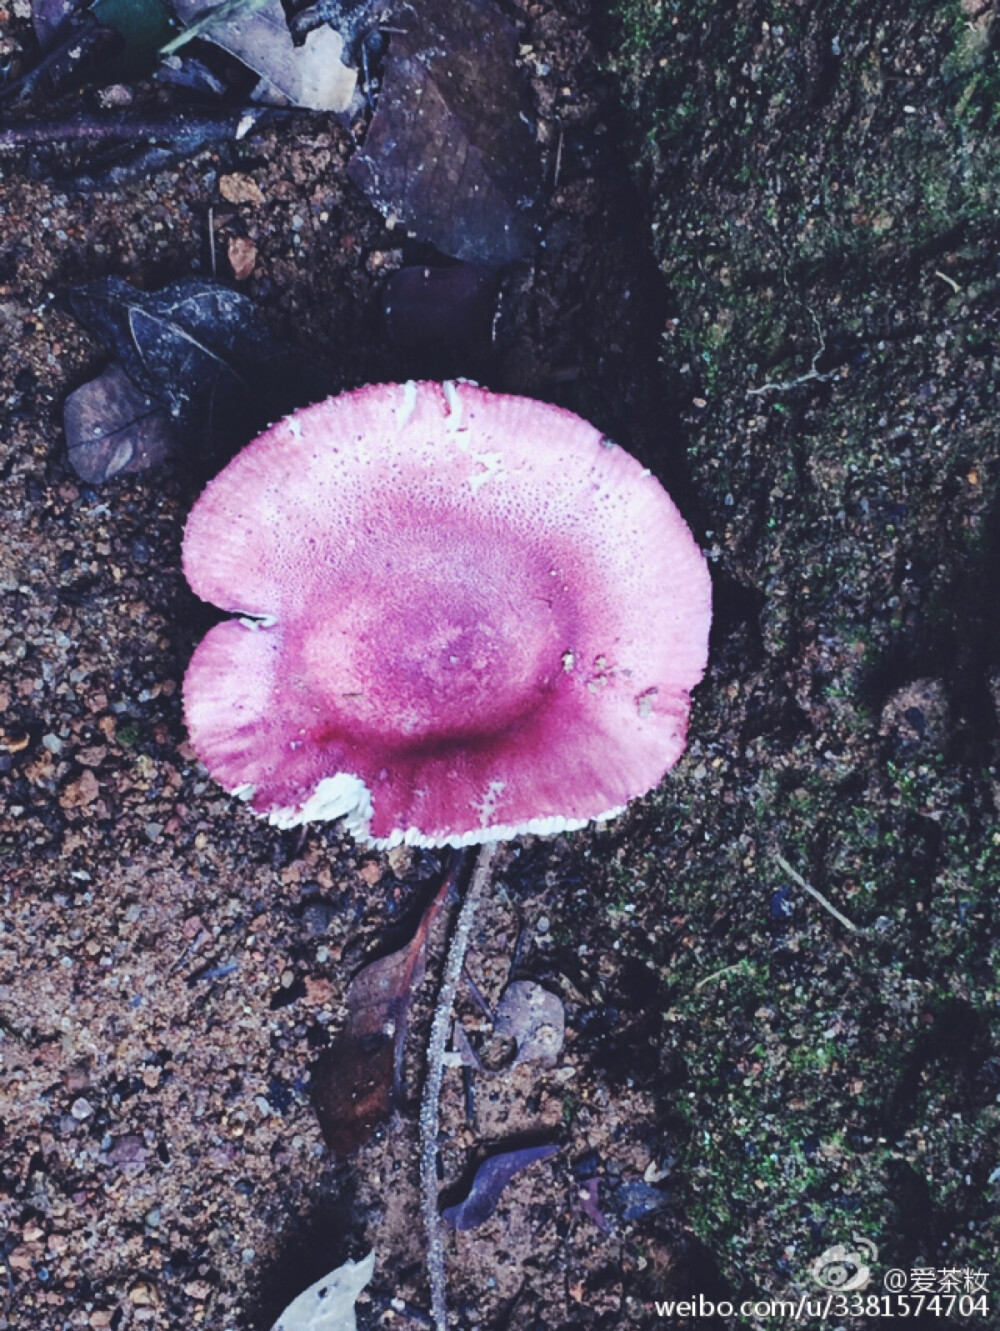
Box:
420, 839, 499, 1331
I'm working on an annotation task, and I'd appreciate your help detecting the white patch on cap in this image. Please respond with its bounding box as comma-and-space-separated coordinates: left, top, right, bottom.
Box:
240, 772, 626, 850
267, 772, 375, 835
442, 379, 464, 431
287, 416, 302, 441
442, 380, 504, 492
468, 451, 503, 493
398, 380, 418, 428
474, 780, 506, 826
367, 804, 627, 850
635, 687, 658, 719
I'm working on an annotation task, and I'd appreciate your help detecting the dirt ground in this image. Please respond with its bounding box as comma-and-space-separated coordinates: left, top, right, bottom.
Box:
1, 1, 999, 1329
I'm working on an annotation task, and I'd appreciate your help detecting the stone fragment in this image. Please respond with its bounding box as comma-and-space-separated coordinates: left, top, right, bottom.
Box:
219, 173, 265, 206
64, 362, 175, 485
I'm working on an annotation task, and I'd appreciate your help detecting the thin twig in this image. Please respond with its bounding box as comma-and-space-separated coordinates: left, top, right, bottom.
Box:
747, 310, 834, 396
208, 205, 217, 280
420, 840, 498, 1331
694, 960, 749, 991
775, 853, 860, 933
160, 0, 271, 57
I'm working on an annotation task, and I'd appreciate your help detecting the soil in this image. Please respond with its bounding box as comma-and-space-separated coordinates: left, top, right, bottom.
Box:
1, 2, 998, 1330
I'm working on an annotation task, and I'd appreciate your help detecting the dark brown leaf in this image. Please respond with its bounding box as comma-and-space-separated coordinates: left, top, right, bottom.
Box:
310, 871, 452, 1154
347, 0, 542, 266
310, 1033, 394, 1156
170, 0, 357, 110
32, 0, 80, 50
64, 361, 176, 484
62, 276, 325, 466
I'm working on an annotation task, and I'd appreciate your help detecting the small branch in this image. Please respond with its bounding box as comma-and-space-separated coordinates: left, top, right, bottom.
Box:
0, 107, 291, 153
208, 205, 217, 280
775, 853, 860, 933
420, 840, 498, 1331
553, 127, 564, 189
747, 311, 834, 397
934, 269, 962, 294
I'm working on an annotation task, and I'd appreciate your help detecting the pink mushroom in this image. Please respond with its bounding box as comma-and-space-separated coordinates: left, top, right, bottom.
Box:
182, 380, 711, 847
182, 380, 711, 1329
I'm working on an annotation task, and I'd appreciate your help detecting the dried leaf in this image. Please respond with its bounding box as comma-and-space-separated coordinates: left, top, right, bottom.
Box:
65, 276, 271, 414
270, 1252, 375, 1331
347, 0, 542, 266
441, 1143, 560, 1230
63, 276, 320, 461
64, 361, 176, 484
169, 0, 357, 111
311, 876, 451, 1153
219, 172, 265, 205
162, 0, 268, 54
343, 884, 448, 1046
92, 0, 176, 77
494, 980, 565, 1067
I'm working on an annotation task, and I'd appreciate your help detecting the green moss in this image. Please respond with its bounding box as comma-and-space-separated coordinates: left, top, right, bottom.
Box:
611, 0, 1000, 1297
117, 721, 143, 748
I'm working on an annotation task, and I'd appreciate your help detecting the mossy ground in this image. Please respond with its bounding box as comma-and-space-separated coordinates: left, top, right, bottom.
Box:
605, 0, 1000, 1318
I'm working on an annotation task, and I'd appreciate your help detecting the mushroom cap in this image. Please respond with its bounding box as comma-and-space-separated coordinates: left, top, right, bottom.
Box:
182, 381, 711, 848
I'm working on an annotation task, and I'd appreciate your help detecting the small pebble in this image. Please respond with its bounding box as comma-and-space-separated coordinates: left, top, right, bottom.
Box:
228, 236, 257, 281
99, 83, 134, 108
70, 1097, 94, 1120
219, 173, 264, 206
